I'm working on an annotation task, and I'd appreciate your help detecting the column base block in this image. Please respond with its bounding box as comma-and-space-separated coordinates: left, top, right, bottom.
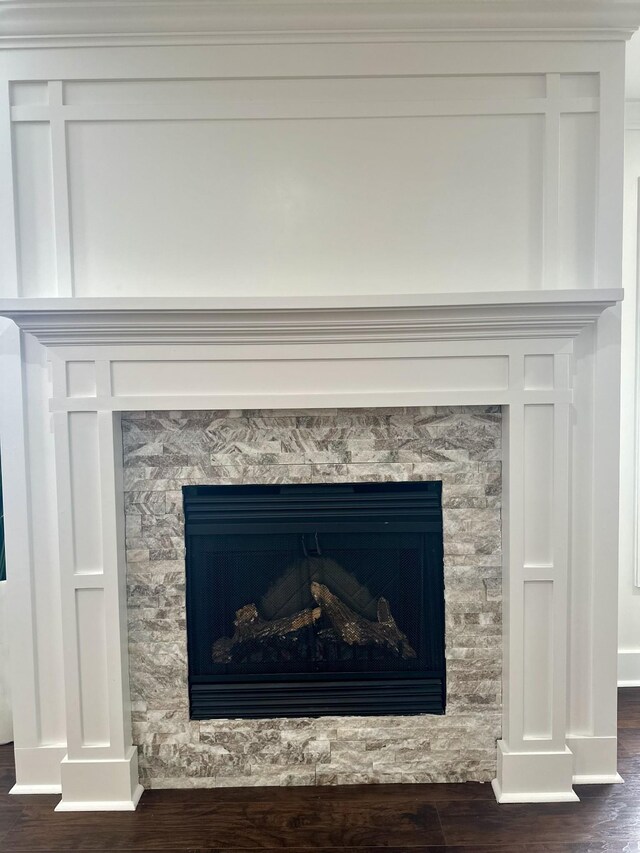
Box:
11, 783, 63, 795
10, 744, 66, 794
55, 746, 143, 812
493, 740, 578, 803
567, 735, 621, 784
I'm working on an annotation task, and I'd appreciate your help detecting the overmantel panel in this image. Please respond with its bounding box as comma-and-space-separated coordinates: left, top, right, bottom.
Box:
1, 38, 623, 299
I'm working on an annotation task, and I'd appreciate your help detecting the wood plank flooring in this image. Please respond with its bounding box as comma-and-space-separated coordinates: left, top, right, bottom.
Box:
1, 689, 640, 851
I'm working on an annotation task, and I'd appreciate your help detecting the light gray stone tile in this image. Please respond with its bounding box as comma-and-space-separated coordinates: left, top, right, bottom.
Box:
124, 491, 167, 517
243, 464, 312, 484
311, 463, 413, 483
123, 406, 502, 788
316, 770, 403, 785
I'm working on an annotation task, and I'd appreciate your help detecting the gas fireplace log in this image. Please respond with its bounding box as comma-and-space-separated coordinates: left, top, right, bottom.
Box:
212, 603, 321, 663
310, 582, 417, 659
212, 583, 416, 663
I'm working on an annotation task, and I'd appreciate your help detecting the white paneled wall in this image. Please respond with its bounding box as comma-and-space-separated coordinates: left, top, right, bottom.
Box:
0, 1, 636, 809
0, 42, 624, 300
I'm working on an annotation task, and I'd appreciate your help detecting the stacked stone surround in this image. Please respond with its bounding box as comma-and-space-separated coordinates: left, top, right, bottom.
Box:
122, 406, 502, 788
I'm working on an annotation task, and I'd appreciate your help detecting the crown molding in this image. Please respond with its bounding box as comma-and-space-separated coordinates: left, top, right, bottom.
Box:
1, 1, 640, 48
0, 291, 623, 346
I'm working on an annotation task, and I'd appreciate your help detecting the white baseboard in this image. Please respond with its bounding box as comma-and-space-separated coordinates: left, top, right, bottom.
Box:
491, 778, 580, 803
55, 785, 144, 812
572, 773, 624, 784
10, 783, 62, 795
618, 650, 640, 686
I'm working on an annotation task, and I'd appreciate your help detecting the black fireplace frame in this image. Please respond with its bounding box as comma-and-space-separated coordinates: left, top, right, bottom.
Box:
183, 481, 446, 719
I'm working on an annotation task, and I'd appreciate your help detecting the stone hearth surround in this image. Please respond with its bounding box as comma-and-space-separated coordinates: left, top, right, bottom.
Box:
123, 406, 502, 788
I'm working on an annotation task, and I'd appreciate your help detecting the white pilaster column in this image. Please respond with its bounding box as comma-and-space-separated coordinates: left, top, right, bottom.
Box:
493, 352, 577, 803
567, 309, 623, 783
1, 324, 66, 793
52, 358, 141, 811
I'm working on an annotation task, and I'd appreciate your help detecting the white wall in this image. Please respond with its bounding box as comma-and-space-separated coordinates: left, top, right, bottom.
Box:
619, 32, 640, 683
618, 33, 640, 686
618, 133, 640, 685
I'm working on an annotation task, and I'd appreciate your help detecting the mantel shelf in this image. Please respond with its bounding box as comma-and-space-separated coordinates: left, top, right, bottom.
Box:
2, 0, 640, 48
0, 290, 623, 346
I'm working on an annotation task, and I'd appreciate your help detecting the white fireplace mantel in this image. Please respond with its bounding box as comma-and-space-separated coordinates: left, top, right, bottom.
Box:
0, 290, 622, 345
1, 0, 639, 48
0, 290, 624, 809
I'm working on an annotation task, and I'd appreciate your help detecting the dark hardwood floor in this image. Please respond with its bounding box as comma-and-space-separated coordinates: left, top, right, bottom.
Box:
2, 690, 640, 852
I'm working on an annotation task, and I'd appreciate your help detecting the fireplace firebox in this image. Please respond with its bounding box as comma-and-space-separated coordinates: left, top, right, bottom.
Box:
183, 481, 445, 718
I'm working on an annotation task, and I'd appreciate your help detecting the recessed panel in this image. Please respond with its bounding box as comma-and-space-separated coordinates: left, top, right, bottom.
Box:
67, 115, 543, 296
558, 113, 597, 288
110, 356, 509, 397
75, 589, 110, 746
524, 355, 554, 391
10, 81, 48, 106
559, 74, 599, 98
523, 404, 554, 565
523, 580, 553, 739
69, 413, 103, 572
64, 74, 545, 105
13, 122, 56, 296
66, 362, 97, 398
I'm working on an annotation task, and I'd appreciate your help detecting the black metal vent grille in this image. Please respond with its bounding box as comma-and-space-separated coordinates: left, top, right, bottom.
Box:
184, 481, 445, 719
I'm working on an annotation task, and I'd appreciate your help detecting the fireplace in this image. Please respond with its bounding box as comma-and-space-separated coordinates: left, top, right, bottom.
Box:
123, 405, 501, 789
0, 290, 621, 806
184, 481, 445, 719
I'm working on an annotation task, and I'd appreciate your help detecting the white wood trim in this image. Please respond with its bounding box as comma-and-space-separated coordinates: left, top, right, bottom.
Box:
492, 787, 580, 803
1, 0, 639, 49
55, 788, 144, 812
9, 744, 67, 793
0, 80, 19, 297
596, 54, 626, 289
97, 411, 131, 758
51, 410, 84, 756
589, 303, 622, 737
551, 394, 572, 743
573, 773, 624, 783
0, 41, 623, 81
10, 783, 63, 795
48, 81, 74, 297
48, 390, 573, 415
9, 97, 601, 123
543, 73, 561, 289
0, 291, 622, 347
634, 180, 640, 590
